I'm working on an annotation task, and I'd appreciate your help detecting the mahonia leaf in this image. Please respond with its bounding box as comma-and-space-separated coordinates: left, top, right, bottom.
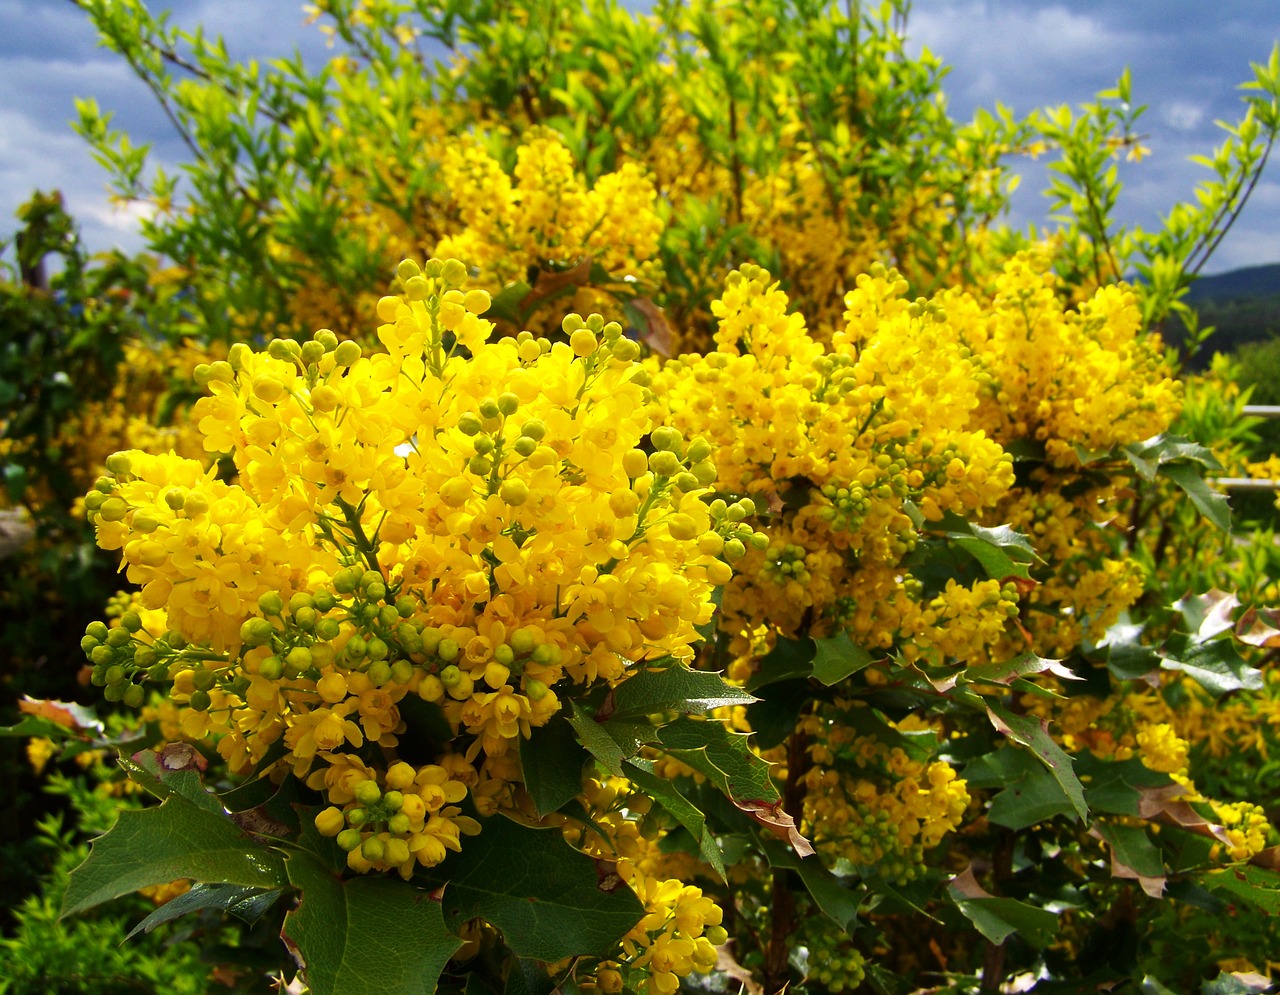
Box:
745, 636, 816, 691
1235, 605, 1280, 647
1092, 823, 1166, 898
119, 744, 219, 813
811, 632, 874, 685
936, 515, 1041, 580
437, 815, 644, 961
624, 758, 726, 880
947, 866, 1058, 948
1174, 589, 1240, 640
1204, 865, 1280, 916
1159, 632, 1262, 696
567, 701, 627, 776
520, 716, 590, 817
965, 651, 1080, 687
760, 839, 858, 931
656, 716, 779, 805
283, 851, 461, 995
1, 696, 104, 738
984, 701, 1087, 822
125, 883, 283, 940
606, 661, 756, 720
62, 795, 288, 919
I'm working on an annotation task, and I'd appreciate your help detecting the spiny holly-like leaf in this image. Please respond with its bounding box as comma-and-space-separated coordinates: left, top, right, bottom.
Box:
745, 636, 816, 691
811, 632, 874, 686
567, 701, 627, 776
1092, 823, 1166, 898
520, 716, 589, 817
938, 516, 1040, 580
1161, 463, 1231, 532
966, 652, 1080, 687
1, 697, 104, 738
1074, 753, 1174, 817
125, 883, 283, 940
987, 762, 1079, 831
1174, 589, 1240, 641
947, 866, 1058, 948
761, 839, 859, 931
1204, 865, 1280, 915
283, 851, 461, 995
606, 662, 756, 720
1159, 632, 1262, 696
1100, 621, 1162, 684
624, 758, 726, 880
1235, 605, 1280, 647
119, 744, 219, 812
985, 700, 1087, 823
62, 796, 288, 919
438, 815, 644, 961
1121, 433, 1223, 481
656, 716, 779, 805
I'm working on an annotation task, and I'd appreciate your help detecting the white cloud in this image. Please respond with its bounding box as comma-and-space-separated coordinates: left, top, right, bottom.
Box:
1162, 100, 1207, 132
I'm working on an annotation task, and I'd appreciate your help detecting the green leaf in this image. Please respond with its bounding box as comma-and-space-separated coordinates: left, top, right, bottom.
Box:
656, 717, 779, 804
987, 762, 1079, 831
567, 701, 627, 776
624, 759, 725, 880
118, 745, 221, 813
1204, 865, 1280, 915
761, 839, 859, 932
438, 815, 644, 961
1161, 462, 1231, 531
811, 632, 874, 685
283, 851, 461, 995
1075, 753, 1174, 816
125, 883, 282, 940
947, 869, 1058, 948
1201, 972, 1274, 995
1095, 822, 1165, 879
520, 717, 589, 817
1100, 622, 1161, 683
485, 280, 533, 323
62, 796, 288, 919
1160, 633, 1263, 696
1122, 433, 1222, 482
745, 678, 812, 750
938, 517, 1040, 580
745, 636, 815, 690
504, 958, 555, 995
985, 701, 1087, 822
606, 662, 755, 720
965, 652, 1080, 687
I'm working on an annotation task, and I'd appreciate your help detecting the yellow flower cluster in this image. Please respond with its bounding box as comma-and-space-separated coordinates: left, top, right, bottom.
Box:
436, 130, 664, 326
83, 256, 755, 870
652, 262, 1015, 656
800, 705, 969, 883
565, 777, 725, 995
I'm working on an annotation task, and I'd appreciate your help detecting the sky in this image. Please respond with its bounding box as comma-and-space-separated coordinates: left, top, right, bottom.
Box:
1, 0, 1278, 275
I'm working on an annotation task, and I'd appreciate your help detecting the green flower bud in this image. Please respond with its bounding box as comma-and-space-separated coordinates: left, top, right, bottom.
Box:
333, 341, 362, 367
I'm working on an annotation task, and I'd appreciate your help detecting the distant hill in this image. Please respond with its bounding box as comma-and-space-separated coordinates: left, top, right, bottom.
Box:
1186, 263, 1280, 302
1163, 263, 1280, 368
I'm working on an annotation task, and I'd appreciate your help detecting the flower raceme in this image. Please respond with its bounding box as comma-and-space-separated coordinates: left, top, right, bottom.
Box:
81, 256, 764, 876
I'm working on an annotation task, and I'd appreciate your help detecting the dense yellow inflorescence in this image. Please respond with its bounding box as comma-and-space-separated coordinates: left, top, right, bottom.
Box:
81, 256, 760, 878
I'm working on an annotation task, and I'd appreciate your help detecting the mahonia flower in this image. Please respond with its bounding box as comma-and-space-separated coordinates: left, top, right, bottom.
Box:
82, 256, 758, 872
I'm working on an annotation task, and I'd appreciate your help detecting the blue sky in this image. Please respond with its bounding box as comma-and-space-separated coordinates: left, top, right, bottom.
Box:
2, 1, 1279, 275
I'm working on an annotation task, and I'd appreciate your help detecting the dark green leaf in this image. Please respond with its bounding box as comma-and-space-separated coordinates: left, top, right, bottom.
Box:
948, 869, 1058, 948
811, 632, 874, 686
504, 958, 555, 995
520, 717, 589, 817
567, 701, 626, 776
283, 851, 461, 995
966, 652, 1079, 687
745, 636, 815, 691
607, 662, 755, 720
1160, 633, 1263, 696
439, 815, 644, 961
1162, 462, 1231, 531
937, 517, 1040, 580
62, 796, 288, 918
1205, 865, 1280, 915
745, 678, 812, 750
656, 717, 779, 804
119, 745, 220, 813
761, 839, 859, 931
125, 883, 282, 940
1202, 970, 1274, 994
987, 763, 1079, 831
625, 759, 725, 880
985, 701, 1087, 822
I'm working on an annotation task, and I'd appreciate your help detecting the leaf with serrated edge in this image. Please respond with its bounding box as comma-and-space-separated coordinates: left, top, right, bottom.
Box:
126, 883, 282, 940
947, 866, 1058, 947
520, 717, 589, 817
624, 759, 726, 880
283, 851, 460, 995
656, 717, 779, 804
62, 796, 287, 918
966, 652, 1080, 686
608, 663, 755, 720
438, 816, 643, 961
1091, 823, 1165, 898
985, 701, 1087, 822
811, 632, 874, 686
567, 701, 625, 776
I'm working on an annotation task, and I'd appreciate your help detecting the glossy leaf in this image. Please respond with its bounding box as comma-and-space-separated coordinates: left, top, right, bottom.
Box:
283, 851, 461, 995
